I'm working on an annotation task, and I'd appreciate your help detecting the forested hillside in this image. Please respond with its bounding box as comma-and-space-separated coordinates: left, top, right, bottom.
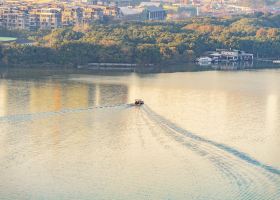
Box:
1, 14, 280, 67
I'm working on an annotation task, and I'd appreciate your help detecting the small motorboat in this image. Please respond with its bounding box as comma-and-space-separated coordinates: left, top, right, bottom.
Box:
134, 99, 144, 106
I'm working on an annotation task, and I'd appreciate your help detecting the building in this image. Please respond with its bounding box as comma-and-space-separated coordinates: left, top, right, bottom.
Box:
29, 8, 62, 30
29, 9, 40, 31
82, 6, 103, 23
120, 4, 166, 21
102, 6, 120, 18
143, 6, 166, 20
39, 8, 62, 29
85, 5, 120, 19
208, 49, 254, 62
119, 6, 144, 20
0, 6, 29, 30
62, 6, 83, 26
0, 1, 124, 30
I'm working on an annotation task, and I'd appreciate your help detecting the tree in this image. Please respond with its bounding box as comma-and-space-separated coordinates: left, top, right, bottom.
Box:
136, 44, 161, 64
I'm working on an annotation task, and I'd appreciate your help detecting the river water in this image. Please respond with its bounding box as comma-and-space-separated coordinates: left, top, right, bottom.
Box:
0, 69, 279, 200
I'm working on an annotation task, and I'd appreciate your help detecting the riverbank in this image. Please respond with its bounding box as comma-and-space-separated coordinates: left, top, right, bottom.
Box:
1, 62, 280, 79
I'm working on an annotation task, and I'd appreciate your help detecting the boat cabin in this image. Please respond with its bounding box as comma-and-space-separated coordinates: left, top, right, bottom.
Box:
135, 99, 144, 106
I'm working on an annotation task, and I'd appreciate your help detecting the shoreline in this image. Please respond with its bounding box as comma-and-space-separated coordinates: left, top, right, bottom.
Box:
1, 61, 280, 77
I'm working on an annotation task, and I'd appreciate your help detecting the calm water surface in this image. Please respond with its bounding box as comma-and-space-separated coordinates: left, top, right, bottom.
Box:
0, 70, 280, 200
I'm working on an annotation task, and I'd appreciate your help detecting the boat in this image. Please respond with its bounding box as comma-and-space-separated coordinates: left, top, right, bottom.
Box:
196, 57, 212, 66
273, 60, 280, 64
134, 99, 144, 106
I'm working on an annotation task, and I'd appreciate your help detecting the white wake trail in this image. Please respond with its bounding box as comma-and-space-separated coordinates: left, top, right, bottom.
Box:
142, 105, 280, 200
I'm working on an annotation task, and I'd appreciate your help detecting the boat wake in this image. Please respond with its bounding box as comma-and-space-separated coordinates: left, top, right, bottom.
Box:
142, 105, 280, 199
0, 103, 131, 123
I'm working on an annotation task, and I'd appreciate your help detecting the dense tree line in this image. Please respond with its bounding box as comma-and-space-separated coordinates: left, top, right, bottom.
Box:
2, 14, 280, 67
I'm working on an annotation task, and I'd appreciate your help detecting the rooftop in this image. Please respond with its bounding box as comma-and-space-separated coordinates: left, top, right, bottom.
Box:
145, 6, 165, 12
119, 6, 143, 15
139, 2, 161, 8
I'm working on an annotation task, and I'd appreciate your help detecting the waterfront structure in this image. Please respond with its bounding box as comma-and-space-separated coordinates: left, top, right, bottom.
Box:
220, 49, 253, 61
208, 49, 254, 62
197, 56, 212, 65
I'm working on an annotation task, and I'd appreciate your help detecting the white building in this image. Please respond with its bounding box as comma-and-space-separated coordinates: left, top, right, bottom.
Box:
120, 5, 166, 21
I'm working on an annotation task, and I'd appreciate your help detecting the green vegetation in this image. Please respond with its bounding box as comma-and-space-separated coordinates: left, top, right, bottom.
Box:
2, 14, 280, 67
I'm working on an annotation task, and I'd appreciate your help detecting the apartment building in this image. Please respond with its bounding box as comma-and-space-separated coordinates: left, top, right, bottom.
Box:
62, 6, 83, 26
29, 8, 39, 31
82, 6, 103, 23
0, 6, 29, 30
103, 6, 120, 18
0, 2, 121, 30
39, 8, 62, 29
